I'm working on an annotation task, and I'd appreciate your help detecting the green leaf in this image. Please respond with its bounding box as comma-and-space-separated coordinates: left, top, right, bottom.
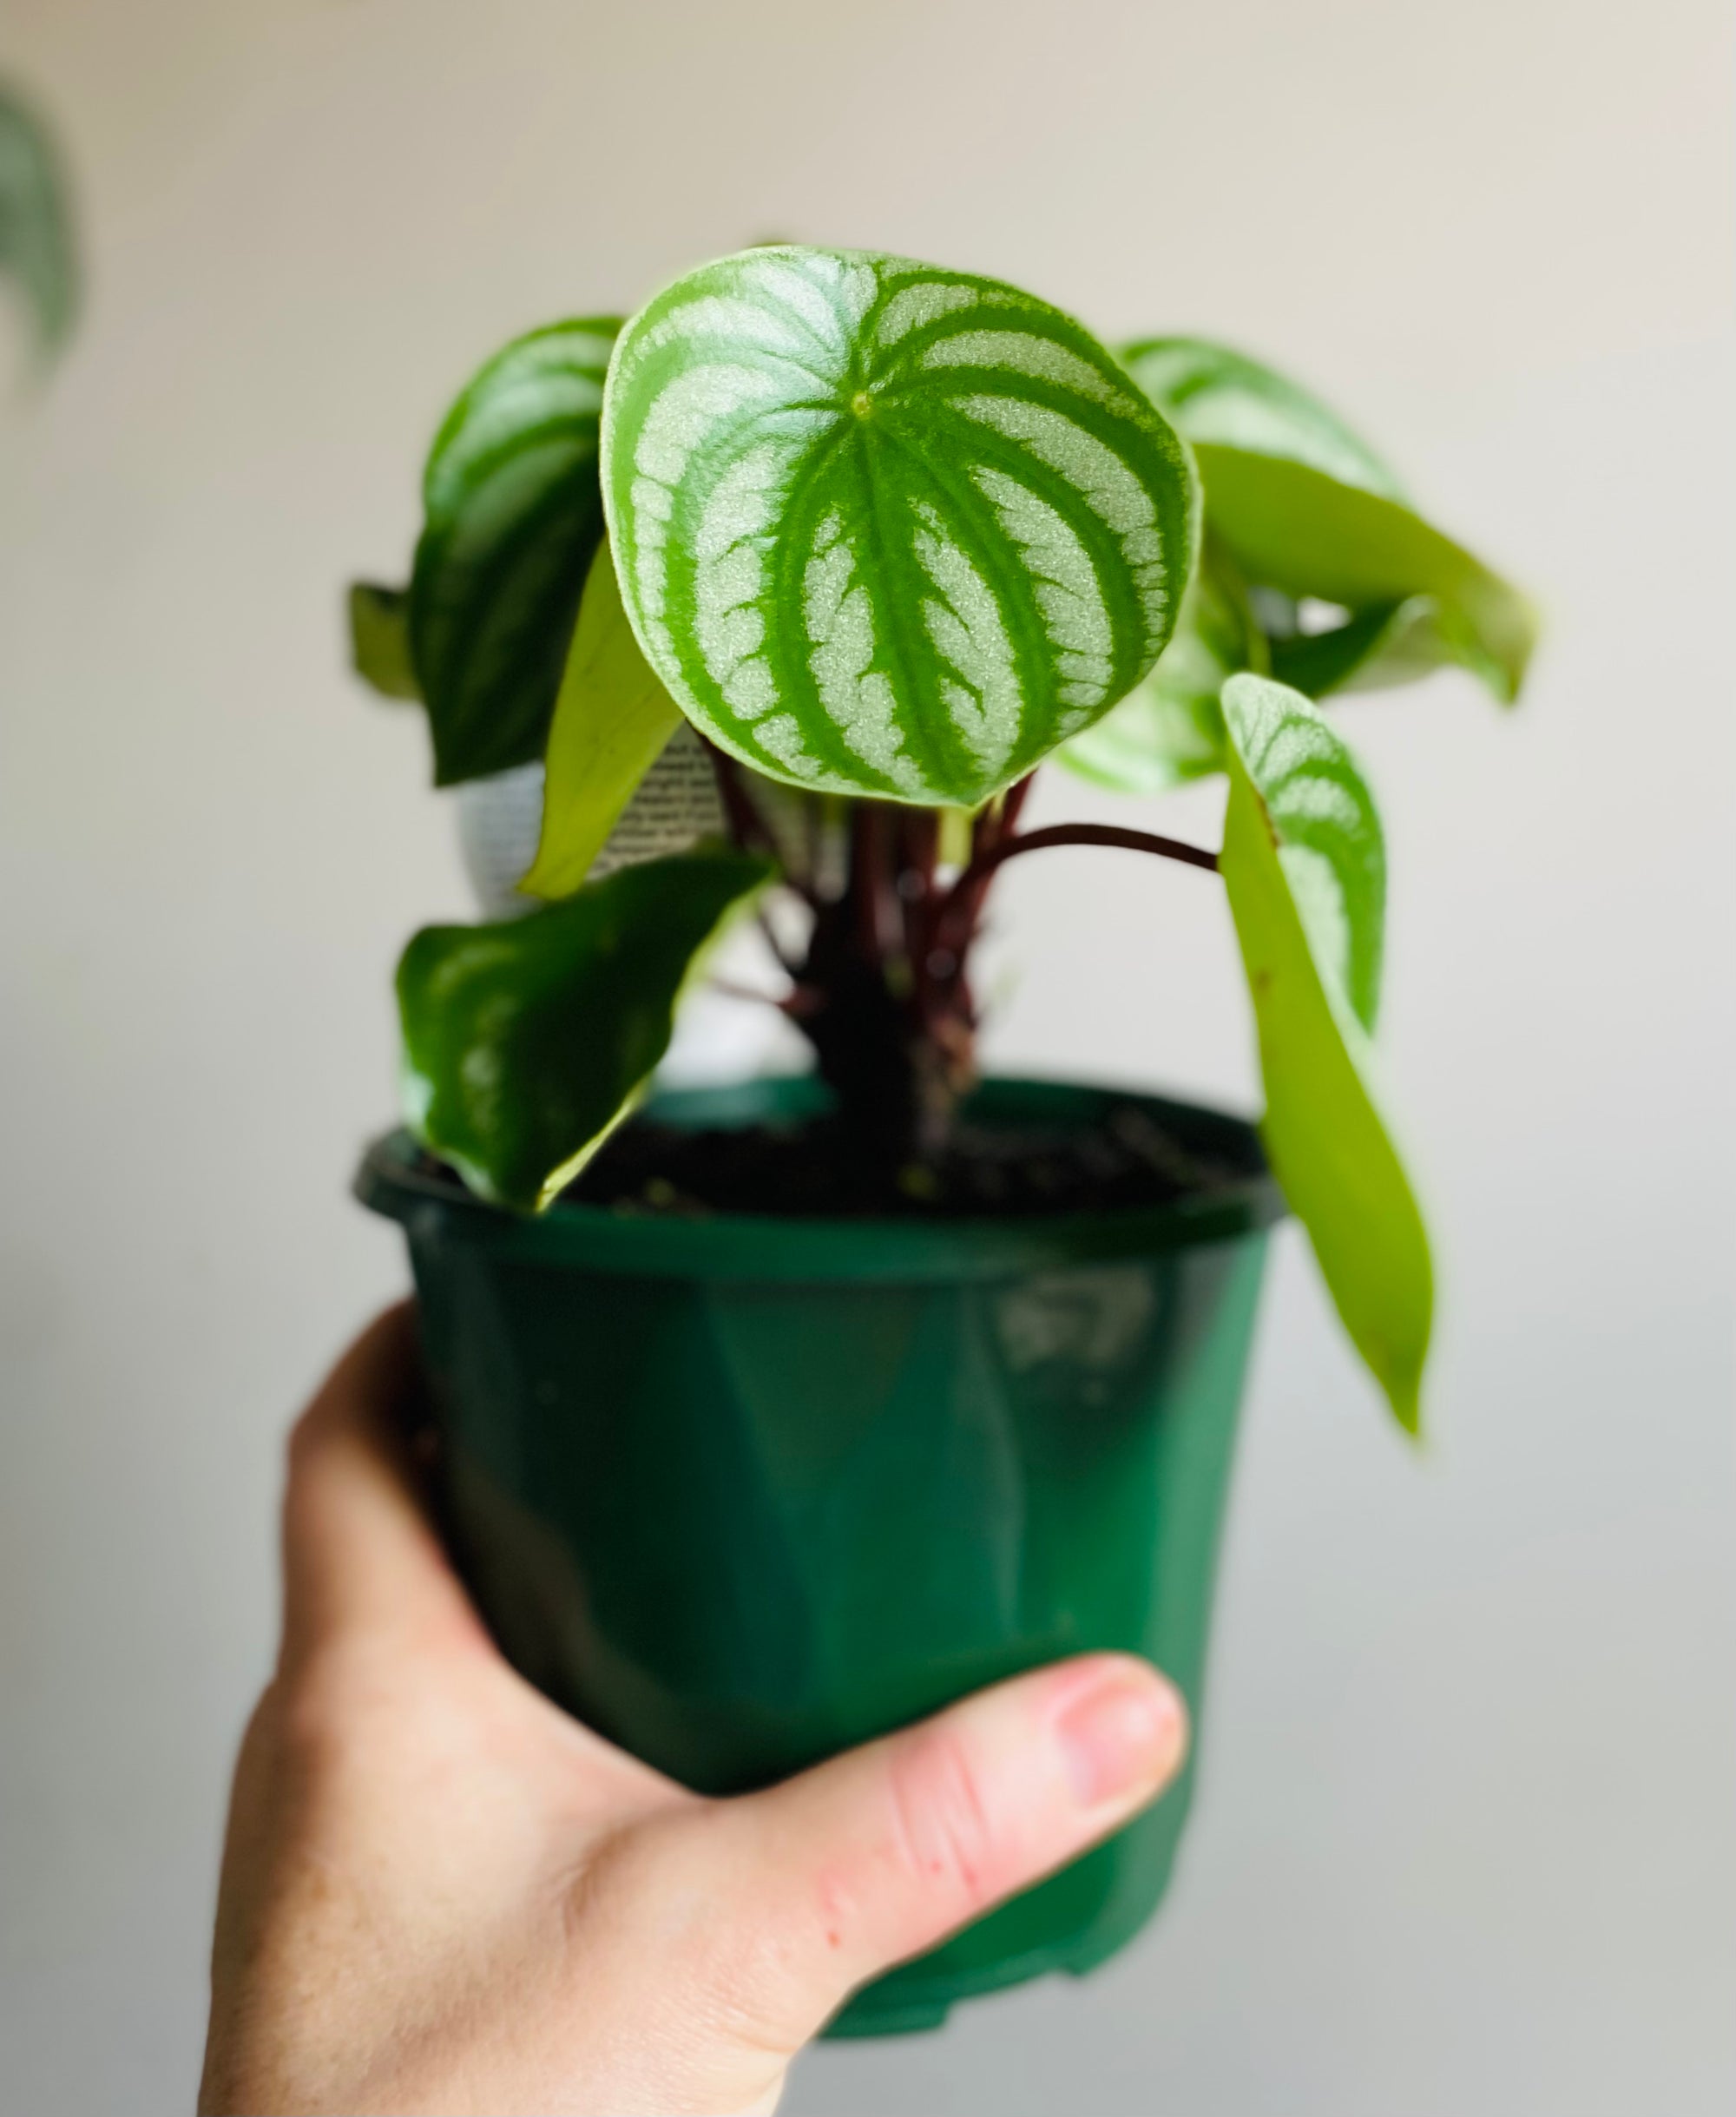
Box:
1267, 595, 1465, 700
519, 541, 685, 898
0, 84, 78, 362
348, 582, 420, 700
1195, 449, 1535, 703
1126, 338, 1536, 705
397, 845, 773, 1211
1056, 541, 1256, 792
411, 317, 622, 786
602, 245, 1199, 808
1267, 598, 1403, 698
1219, 672, 1431, 1432
1123, 337, 1405, 500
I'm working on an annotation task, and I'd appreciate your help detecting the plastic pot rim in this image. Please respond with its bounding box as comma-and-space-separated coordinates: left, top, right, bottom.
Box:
356, 1072, 1286, 1287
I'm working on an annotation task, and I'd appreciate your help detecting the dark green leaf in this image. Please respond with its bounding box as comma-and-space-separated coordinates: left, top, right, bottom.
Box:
411, 317, 621, 785
1219, 672, 1431, 1432
1269, 595, 1462, 700
0, 84, 78, 362
602, 246, 1200, 807
398, 846, 773, 1211
348, 581, 420, 700
520, 542, 685, 898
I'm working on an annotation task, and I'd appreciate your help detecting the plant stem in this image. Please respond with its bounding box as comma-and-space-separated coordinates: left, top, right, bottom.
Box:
917, 776, 1035, 1010
708, 753, 1216, 1200
930, 822, 1217, 967
705, 740, 819, 907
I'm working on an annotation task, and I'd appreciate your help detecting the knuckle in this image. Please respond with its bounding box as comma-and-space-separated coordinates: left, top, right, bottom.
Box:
272, 1641, 385, 1776
582, 1809, 812, 2056
884, 1721, 1003, 1916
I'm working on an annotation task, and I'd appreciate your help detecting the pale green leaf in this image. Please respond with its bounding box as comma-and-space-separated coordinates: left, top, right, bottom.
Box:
398, 846, 773, 1212
1219, 673, 1431, 1431
411, 317, 621, 785
520, 542, 685, 898
348, 581, 420, 700
937, 804, 976, 868
602, 246, 1200, 808
1196, 448, 1535, 702
1127, 338, 1536, 705
0, 85, 77, 362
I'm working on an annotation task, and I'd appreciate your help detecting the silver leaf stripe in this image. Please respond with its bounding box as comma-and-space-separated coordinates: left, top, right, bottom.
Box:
1222, 675, 1386, 1033
602, 248, 1199, 805
1121, 339, 1404, 502
424, 324, 616, 515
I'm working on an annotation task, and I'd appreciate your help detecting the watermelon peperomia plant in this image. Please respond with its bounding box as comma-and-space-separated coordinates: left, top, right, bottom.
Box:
352, 244, 1534, 1436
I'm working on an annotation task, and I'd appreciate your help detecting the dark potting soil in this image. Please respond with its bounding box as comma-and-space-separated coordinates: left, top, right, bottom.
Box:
559, 1098, 1246, 1221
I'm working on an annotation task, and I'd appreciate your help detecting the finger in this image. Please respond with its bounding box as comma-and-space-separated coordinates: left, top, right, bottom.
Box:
279, 1301, 478, 1664
659, 1652, 1187, 2049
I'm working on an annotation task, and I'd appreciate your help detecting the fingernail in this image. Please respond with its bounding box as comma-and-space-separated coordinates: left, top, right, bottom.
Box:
1053, 1665, 1186, 1809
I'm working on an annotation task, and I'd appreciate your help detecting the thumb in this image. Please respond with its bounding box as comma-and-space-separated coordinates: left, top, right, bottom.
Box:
673, 1653, 1187, 2050
279, 1302, 481, 1667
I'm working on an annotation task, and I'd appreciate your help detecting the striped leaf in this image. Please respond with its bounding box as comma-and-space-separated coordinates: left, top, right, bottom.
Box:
411, 318, 621, 785
1056, 540, 1253, 793
1219, 674, 1431, 1431
1126, 337, 1535, 705
398, 846, 773, 1211
1124, 337, 1405, 499
602, 246, 1199, 807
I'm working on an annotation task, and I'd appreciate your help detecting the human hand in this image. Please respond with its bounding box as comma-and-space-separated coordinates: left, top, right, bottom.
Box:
200, 1305, 1188, 2116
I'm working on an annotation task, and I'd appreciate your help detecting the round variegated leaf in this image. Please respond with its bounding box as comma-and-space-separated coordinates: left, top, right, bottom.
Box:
411, 318, 621, 786
602, 247, 1199, 807
1057, 541, 1254, 792
1123, 337, 1404, 500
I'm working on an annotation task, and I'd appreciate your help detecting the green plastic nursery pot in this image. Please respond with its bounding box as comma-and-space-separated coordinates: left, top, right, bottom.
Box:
356, 1075, 1281, 2035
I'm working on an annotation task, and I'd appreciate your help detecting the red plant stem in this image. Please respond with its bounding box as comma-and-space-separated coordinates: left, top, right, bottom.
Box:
708, 975, 811, 1014
935, 774, 1036, 978
901, 773, 1034, 1032
705, 740, 820, 907
898, 806, 937, 971
848, 802, 900, 961
803, 788, 824, 894
984, 772, 1037, 850
929, 822, 1219, 970
754, 908, 799, 980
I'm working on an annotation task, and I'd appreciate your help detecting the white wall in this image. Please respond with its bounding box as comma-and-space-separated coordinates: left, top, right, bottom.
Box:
1, 3, 1730, 2111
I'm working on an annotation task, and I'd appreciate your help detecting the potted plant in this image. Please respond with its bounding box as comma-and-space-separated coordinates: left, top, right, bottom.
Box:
351, 245, 1532, 2035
